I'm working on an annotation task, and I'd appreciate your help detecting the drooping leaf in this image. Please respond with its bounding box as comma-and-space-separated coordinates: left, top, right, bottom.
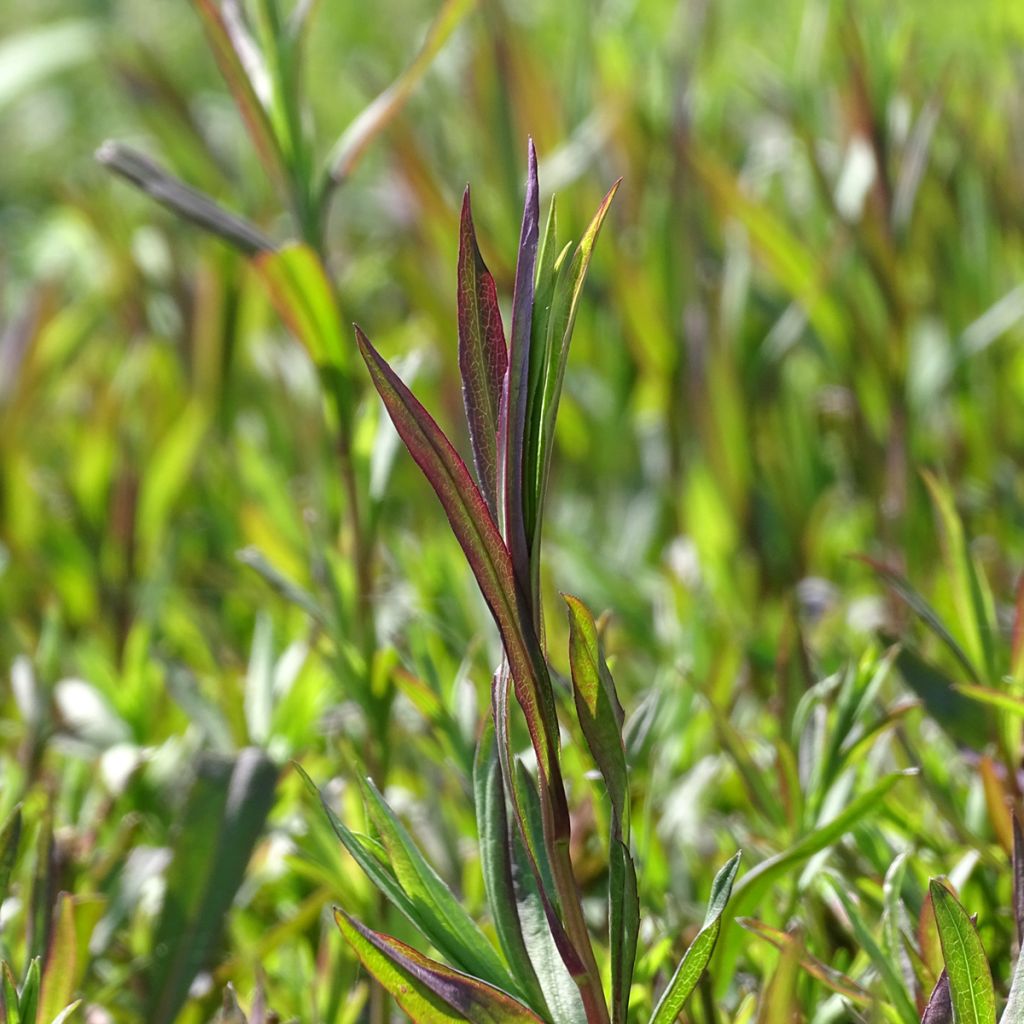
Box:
928, 881, 995, 1024
327, 0, 471, 183
335, 909, 545, 1024
457, 187, 508, 519
353, 326, 561, 797
649, 852, 741, 1024
146, 749, 278, 1024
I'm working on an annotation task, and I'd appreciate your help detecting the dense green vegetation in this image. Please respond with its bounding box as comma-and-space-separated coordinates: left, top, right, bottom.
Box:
3, 1, 1024, 1022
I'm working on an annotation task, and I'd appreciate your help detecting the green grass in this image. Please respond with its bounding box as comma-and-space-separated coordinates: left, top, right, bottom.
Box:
3, 1, 1024, 1022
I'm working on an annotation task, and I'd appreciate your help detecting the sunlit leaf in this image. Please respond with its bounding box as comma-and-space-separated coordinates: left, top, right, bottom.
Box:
929, 881, 995, 1024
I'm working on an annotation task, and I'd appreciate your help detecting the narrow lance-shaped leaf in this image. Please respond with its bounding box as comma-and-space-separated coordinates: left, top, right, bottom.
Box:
356, 777, 523, 998
928, 881, 995, 1024
458, 188, 508, 519
253, 243, 356, 434
473, 722, 550, 1018
96, 142, 276, 256
502, 140, 540, 603
37, 893, 76, 1024
353, 326, 563, 813
327, 0, 472, 184
146, 749, 278, 1024
649, 853, 742, 1024
0, 806, 21, 903
191, 0, 290, 194
564, 595, 637, 1024
525, 180, 620, 587
490, 673, 589, 986
299, 764, 509, 985
335, 909, 545, 1024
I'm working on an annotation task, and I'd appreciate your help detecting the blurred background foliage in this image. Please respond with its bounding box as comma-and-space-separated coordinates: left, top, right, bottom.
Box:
4, 0, 1024, 1021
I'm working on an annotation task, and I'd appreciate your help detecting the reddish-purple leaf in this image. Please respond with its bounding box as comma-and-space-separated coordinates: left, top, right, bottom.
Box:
458, 187, 508, 519
355, 326, 561, 797
336, 908, 545, 1024
503, 139, 540, 601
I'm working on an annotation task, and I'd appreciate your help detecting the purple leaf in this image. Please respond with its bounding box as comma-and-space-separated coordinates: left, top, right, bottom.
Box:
458, 187, 508, 519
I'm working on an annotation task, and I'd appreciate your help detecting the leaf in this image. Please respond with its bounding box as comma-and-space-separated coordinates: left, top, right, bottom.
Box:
928, 881, 995, 1024
859, 556, 981, 683
523, 180, 619, 586
357, 777, 522, 997
252, 243, 355, 431
335, 909, 545, 1024
737, 918, 871, 1004
1013, 815, 1024, 946
0, 806, 21, 903
191, 0, 289, 193
563, 595, 636, 1024
96, 142, 276, 255
353, 326, 561, 797
923, 972, 953, 1024
473, 723, 549, 1018
37, 894, 76, 1024
892, 651, 990, 750
755, 930, 801, 1024
457, 187, 508, 519
327, 0, 472, 183
649, 852, 742, 1024
502, 140, 541, 609
564, 596, 628, 834
146, 749, 278, 1024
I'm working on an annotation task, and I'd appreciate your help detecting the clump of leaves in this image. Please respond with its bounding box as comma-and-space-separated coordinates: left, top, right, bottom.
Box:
303, 143, 742, 1024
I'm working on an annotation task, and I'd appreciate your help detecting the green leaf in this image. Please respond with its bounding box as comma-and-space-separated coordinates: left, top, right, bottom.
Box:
252, 243, 355, 434
473, 723, 549, 1018
929, 881, 995, 1024
894, 650, 990, 749
859, 556, 981, 683
37, 894, 76, 1024
335, 909, 545, 1024
146, 749, 278, 1024
649, 852, 741, 1024
96, 142, 275, 255
563, 595, 636, 1024
0, 806, 21, 904
523, 180, 619, 588
457, 187, 508, 519
357, 777, 522, 998
191, 0, 290, 194
564, 595, 628, 835
18, 960, 39, 1024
